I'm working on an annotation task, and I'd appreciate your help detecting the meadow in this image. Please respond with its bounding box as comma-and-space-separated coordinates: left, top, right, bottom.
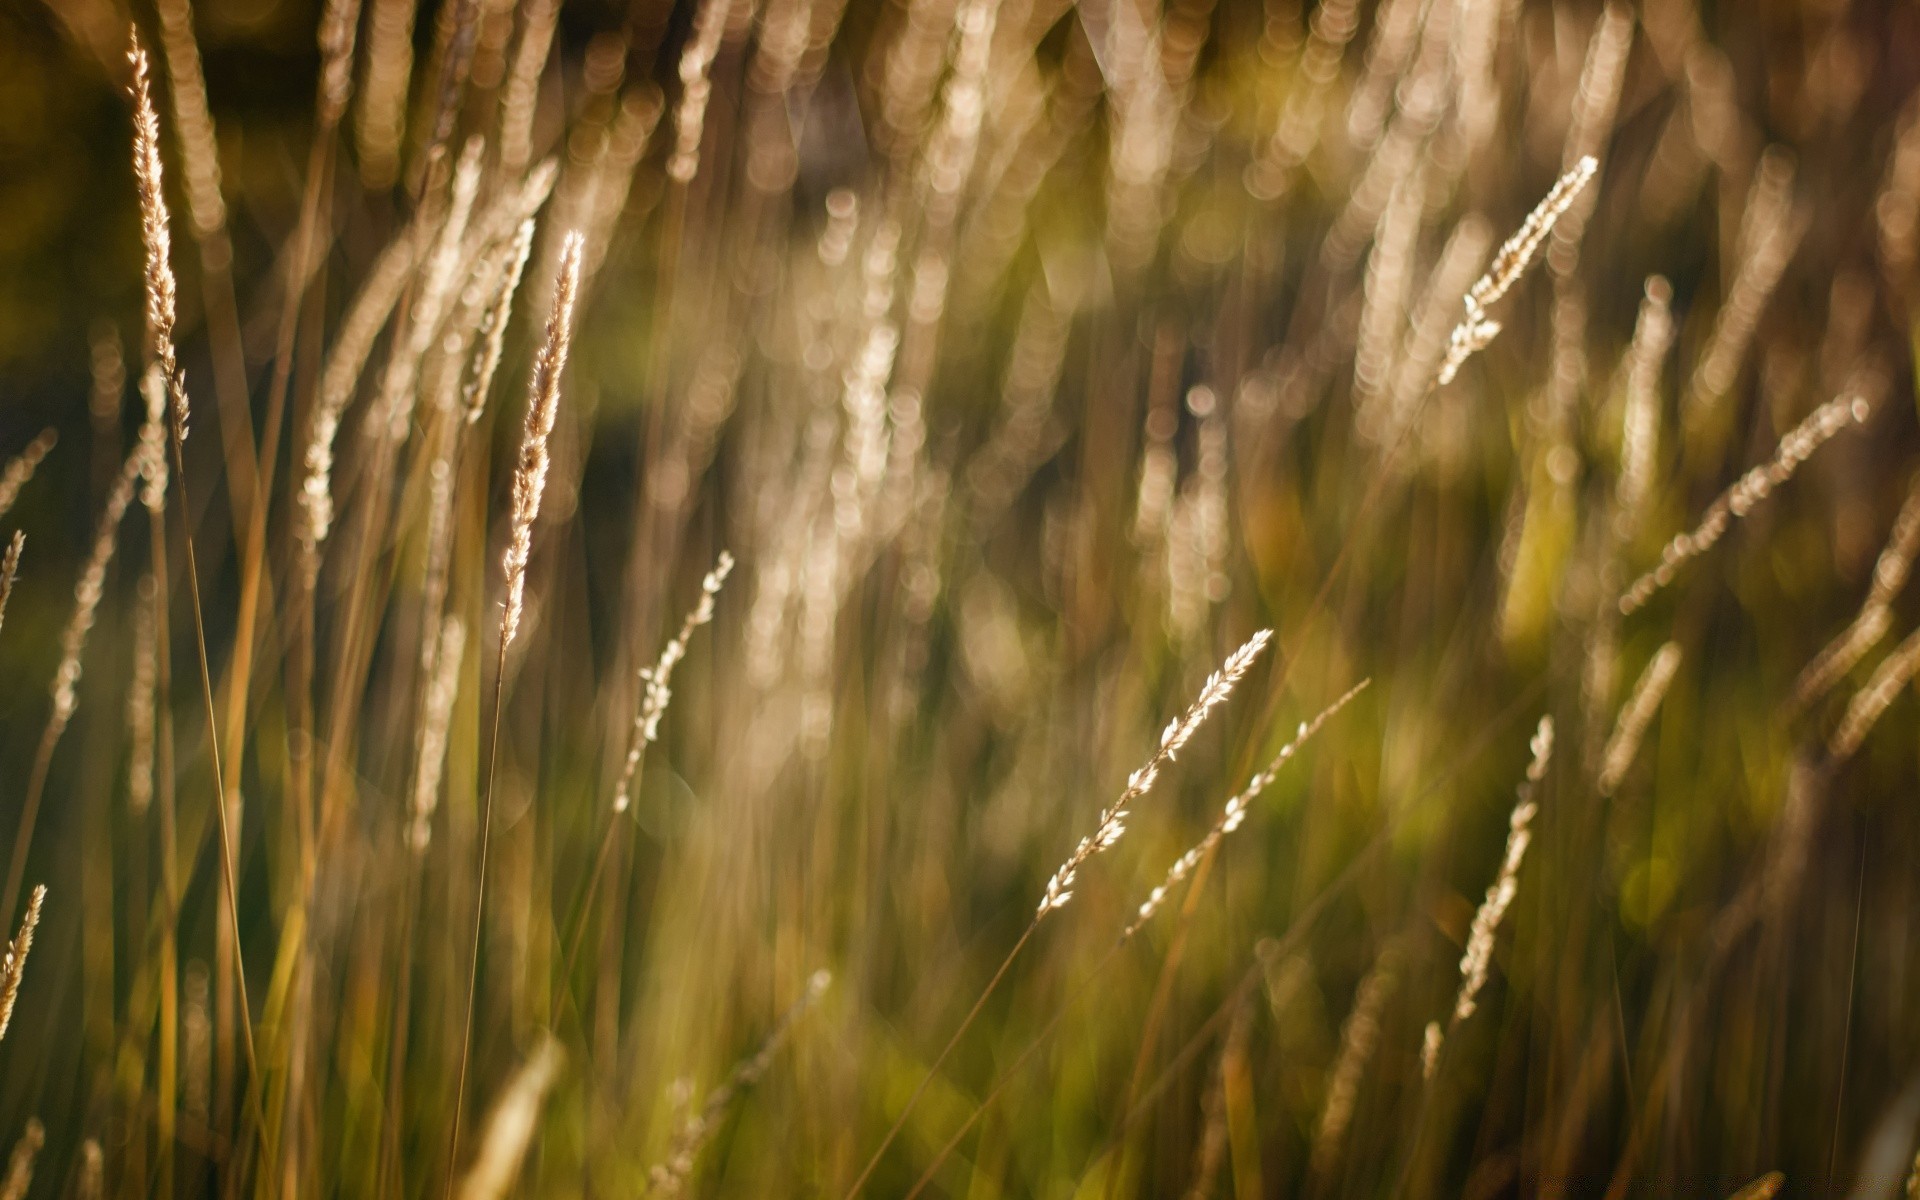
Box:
0, 0, 1917, 1194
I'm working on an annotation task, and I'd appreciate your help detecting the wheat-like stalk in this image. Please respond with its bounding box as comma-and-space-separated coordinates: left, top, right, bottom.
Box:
1615, 277, 1675, 543
297, 222, 428, 576
0, 886, 45, 1042
128, 32, 190, 443
667, 0, 735, 184
501, 230, 582, 647
75, 1140, 102, 1200
1312, 938, 1403, 1176
1427, 716, 1553, 1078
1437, 157, 1599, 385
52, 453, 143, 735
0, 431, 55, 523
647, 970, 831, 1197
1792, 471, 1920, 710
0, 534, 23, 644
409, 616, 466, 853
1829, 625, 1920, 760
1620, 386, 1876, 615
1598, 642, 1682, 795
463, 218, 537, 425
614, 551, 735, 813
1038, 630, 1274, 916
1126, 680, 1369, 935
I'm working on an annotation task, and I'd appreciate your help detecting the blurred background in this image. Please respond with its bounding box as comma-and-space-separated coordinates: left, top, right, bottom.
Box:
2, 0, 1920, 1195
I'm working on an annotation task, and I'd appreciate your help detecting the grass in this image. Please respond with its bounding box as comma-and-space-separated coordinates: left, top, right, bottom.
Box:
0, 0, 1916, 1195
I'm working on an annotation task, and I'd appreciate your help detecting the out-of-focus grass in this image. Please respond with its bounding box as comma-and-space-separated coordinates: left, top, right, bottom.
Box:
0, 0, 1915, 1196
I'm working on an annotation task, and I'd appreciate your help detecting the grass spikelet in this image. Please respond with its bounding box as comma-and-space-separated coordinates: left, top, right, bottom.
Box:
1428, 716, 1553, 1078
154, 0, 225, 240
315, 0, 361, 129
0, 431, 55, 523
127, 31, 190, 443
456, 1037, 564, 1200
0, 886, 44, 1042
1126, 679, 1368, 935
297, 223, 427, 575
1620, 386, 1876, 615
1686, 149, 1802, 421
52, 453, 141, 735
1437, 157, 1599, 385
1598, 642, 1681, 795
647, 970, 831, 1197
75, 1140, 101, 1200
501, 229, 582, 648
1615, 277, 1675, 542
1828, 625, 1920, 760
613, 551, 734, 813
1792, 471, 1920, 711
1312, 939, 1403, 1176
355, 0, 415, 189
0, 1119, 42, 1200
1038, 630, 1274, 917
463, 218, 537, 425
667, 0, 734, 184
409, 616, 466, 852
0, 534, 23, 643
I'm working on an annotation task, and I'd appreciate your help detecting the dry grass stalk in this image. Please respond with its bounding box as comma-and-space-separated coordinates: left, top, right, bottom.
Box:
1312, 939, 1403, 1176
1792, 471, 1920, 710
1686, 149, 1802, 420
502, 230, 583, 648
128, 32, 190, 443
356, 0, 416, 189
0, 534, 23, 643
52, 453, 143, 734
667, 0, 735, 183
0, 1119, 41, 1200
1247, 0, 1359, 198
136, 365, 169, 513
0, 431, 56, 522
646, 970, 831, 1197
410, 616, 466, 852
1437, 157, 1599, 385
1127, 680, 1369, 935
0, 887, 44, 1042
1615, 277, 1675, 542
1038, 630, 1274, 916
1381, 217, 1494, 448
1597, 642, 1682, 795
1547, 5, 1633, 279
316, 0, 362, 129
76, 1140, 102, 1200
1428, 716, 1553, 1078
154, 0, 226, 240
1829, 625, 1920, 760
498, 0, 560, 175
614, 552, 735, 813
297, 222, 429, 574
464, 218, 537, 424
1619, 387, 1875, 615
1453, 717, 1552, 1022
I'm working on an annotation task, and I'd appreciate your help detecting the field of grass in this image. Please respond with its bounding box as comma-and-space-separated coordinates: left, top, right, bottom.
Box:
0, 0, 1918, 1194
